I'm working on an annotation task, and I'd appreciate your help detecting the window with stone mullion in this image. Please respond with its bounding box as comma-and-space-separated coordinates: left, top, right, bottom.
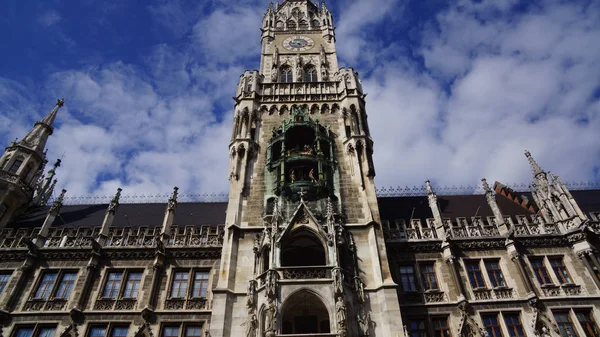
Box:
530, 257, 553, 285
549, 257, 573, 285
503, 313, 525, 337
485, 260, 506, 288
555, 312, 580, 337
432, 317, 451, 337
88, 325, 129, 337
420, 263, 438, 291
482, 314, 504, 337
14, 326, 56, 337
161, 325, 203, 337
466, 261, 486, 289
575, 310, 600, 337
399, 266, 418, 292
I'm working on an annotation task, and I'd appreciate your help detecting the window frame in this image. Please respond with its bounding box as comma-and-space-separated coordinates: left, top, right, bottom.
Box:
529, 257, 554, 286
160, 323, 204, 337
11, 325, 57, 337
482, 313, 504, 337
432, 316, 452, 337
304, 67, 318, 82
398, 265, 418, 292
465, 260, 487, 289
419, 263, 439, 291
549, 256, 574, 285
32, 270, 78, 301
279, 67, 293, 83
407, 318, 428, 337
8, 158, 24, 175
575, 310, 600, 337
100, 269, 144, 300
86, 324, 130, 337
555, 311, 580, 337
0, 271, 12, 295
503, 313, 526, 337
168, 269, 211, 300
484, 260, 507, 288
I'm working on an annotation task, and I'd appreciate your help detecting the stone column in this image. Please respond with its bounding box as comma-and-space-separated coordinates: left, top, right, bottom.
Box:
160, 187, 179, 245
426, 180, 445, 238
142, 252, 165, 311
443, 246, 467, 301
72, 253, 101, 313
509, 250, 537, 297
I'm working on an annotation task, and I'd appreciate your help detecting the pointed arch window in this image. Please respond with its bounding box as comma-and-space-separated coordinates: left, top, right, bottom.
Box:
287, 20, 296, 30
298, 21, 309, 29
304, 67, 318, 82
8, 158, 23, 175
311, 20, 320, 28
280, 67, 293, 83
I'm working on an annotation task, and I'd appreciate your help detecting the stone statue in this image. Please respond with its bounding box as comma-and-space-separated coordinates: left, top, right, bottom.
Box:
336, 296, 347, 328
332, 268, 343, 294
246, 281, 256, 308
265, 299, 277, 332
246, 313, 257, 337
358, 310, 371, 336
266, 270, 277, 297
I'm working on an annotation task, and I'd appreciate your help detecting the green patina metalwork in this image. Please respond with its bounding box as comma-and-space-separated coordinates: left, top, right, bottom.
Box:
266, 106, 336, 201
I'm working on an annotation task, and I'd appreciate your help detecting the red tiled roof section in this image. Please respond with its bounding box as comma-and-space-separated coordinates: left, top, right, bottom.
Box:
494, 181, 538, 213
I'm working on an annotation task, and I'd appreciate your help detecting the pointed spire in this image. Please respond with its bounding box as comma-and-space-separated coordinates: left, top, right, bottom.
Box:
481, 178, 491, 193
49, 189, 67, 213
525, 150, 545, 177
167, 186, 179, 212
426, 180, 435, 196
107, 188, 122, 214
39, 98, 65, 129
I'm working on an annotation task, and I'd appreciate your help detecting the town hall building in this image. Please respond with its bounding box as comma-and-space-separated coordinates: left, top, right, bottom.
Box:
1, 1, 600, 337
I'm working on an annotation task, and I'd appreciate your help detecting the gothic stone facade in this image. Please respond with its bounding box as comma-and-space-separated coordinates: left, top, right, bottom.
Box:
1, 1, 600, 337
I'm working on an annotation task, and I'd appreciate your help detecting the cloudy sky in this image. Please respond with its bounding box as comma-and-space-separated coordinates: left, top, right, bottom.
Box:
1, 0, 599, 198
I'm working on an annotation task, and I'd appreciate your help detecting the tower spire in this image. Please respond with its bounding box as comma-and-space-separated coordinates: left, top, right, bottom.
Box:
21, 98, 65, 152
524, 150, 545, 177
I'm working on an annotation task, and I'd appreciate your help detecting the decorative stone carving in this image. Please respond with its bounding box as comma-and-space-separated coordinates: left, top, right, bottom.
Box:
332, 267, 343, 294
245, 312, 257, 337
265, 298, 277, 333
336, 296, 347, 329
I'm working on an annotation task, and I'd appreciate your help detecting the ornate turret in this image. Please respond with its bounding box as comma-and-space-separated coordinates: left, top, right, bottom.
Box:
0, 99, 64, 228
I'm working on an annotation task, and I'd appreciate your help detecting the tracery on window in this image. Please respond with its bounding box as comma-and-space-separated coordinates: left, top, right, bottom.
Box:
280, 67, 293, 83
304, 67, 318, 82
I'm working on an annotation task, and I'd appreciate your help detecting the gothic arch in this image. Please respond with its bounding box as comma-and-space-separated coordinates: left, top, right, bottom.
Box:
269, 105, 278, 116
280, 66, 293, 83
280, 105, 289, 115
331, 104, 340, 114
311, 19, 320, 28
276, 21, 284, 28
280, 227, 327, 267
281, 289, 331, 334
304, 66, 318, 82
321, 104, 329, 114
287, 20, 296, 30
298, 20, 309, 30
310, 104, 319, 115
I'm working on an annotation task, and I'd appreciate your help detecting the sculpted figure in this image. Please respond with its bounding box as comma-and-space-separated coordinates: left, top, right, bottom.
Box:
246, 313, 257, 337
336, 296, 347, 328
265, 299, 277, 332
332, 268, 343, 294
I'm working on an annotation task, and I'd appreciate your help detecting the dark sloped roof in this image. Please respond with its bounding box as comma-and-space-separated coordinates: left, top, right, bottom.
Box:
9, 202, 228, 229
377, 194, 535, 222
571, 190, 600, 215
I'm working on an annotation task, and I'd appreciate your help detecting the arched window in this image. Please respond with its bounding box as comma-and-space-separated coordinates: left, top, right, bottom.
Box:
281, 291, 330, 334
281, 229, 326, 267
276, 21, 284, 29
304, 67, 318, 82
8, 157, 23, 175
280, 67, 293, 83
311, 20, 320, 28
298, 21, 309, 29
287, 20, 296, 30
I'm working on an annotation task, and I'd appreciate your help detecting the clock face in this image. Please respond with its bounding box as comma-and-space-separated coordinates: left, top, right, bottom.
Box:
283, 36, 315, 52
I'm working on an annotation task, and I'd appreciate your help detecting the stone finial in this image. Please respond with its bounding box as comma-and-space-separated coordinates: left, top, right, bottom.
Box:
56, 98, 65, 108
107, 188, 122, 214
426, 180, 435, 196
525, 150, 544, 177
167, 186, 179, 212
49, 189, 67, 213
481, 178, 491, 193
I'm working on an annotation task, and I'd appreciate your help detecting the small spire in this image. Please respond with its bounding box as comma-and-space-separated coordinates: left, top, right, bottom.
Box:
481, 178, 491, 193
524, 150, 545, 177
107, 188, 122, 214
167, 186, 179, 212
426, 180, 435, 196
40, 98, 65, 129
49, 189, 67, 213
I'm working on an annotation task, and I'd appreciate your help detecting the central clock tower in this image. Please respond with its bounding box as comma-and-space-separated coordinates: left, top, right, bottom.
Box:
210, 1, 404, 337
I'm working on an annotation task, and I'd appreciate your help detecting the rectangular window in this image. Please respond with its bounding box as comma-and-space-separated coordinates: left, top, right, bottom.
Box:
0, 273, 10, 294
184, 327, 202, 337
399, 266, 418, 292
171, 272, 189, 298
433, 317, 451, 337
550, 257, 573, 285
163, 327, 180, 337
575, 310, 600, 337
408, 319, 427, 337
555, 312, 579, 337
466, 261, 486, 289
482, 314, 503, 337
192, 272, 209, 298
8, 159, 23, 175
420, 264, 438, 291
123, 272, 142, 298
504, 314, 525, 337
35, 272, 58, 299
55, 273, 77, 299
103, 272, 124, 299
14, 326, 56, 337
87, 326, 128, 337
485, 260, 506, 288
530, 258, 553, 285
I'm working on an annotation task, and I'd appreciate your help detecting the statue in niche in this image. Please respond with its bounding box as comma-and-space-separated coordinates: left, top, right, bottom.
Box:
245, 312, 257, 337
246, 281, 256, 308
265, 298, 277, 332
266, 270, 277, 297
332, 268, 343, 294
357, 310, 371, 336
336, 296, 347, 329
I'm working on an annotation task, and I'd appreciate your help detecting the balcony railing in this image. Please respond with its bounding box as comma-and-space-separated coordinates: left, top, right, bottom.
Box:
280, 266, 331, 280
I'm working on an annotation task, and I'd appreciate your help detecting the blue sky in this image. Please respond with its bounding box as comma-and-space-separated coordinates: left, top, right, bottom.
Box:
1, 0, 599, 198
